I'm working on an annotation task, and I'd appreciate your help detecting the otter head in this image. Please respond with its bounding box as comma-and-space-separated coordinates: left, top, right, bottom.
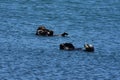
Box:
84, 44, 94, 52
37, 26, 46, 30
36, 26, 46, 35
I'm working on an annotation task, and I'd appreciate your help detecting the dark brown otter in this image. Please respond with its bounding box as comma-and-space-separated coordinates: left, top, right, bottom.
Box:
36, 26, 68, 37
59, 43, 94, 52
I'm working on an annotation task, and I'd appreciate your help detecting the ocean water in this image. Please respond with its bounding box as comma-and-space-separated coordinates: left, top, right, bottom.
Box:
0, 0, 120, 80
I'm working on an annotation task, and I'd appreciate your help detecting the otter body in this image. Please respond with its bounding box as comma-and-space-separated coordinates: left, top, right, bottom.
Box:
60, 43, 75, 50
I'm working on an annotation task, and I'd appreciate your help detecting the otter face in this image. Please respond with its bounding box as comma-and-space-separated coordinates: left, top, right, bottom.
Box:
84, 44, 94, 52
36, 29, 47, 36
36, 26, 46, 35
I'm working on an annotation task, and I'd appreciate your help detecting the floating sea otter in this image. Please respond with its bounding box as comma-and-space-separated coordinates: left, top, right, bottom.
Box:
60, 43, 94, 52
36, 26, 68, 37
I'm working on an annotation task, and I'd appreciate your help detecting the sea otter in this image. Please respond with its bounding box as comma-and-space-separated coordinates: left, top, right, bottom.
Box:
36, 26, 68, 37
59, 43, 94, 52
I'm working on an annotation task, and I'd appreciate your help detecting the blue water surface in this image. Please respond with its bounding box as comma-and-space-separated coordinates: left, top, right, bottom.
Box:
0, 0, 120, 80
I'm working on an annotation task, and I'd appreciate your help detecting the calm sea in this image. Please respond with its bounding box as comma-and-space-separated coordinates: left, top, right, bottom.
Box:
0, 0, 120, 80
